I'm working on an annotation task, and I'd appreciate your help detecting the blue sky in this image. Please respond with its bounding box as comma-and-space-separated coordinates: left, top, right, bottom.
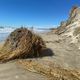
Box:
0, 0, 80, 28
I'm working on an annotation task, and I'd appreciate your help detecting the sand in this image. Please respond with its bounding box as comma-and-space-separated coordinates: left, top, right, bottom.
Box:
0, 62, 47, 80
40, 32, 80, 70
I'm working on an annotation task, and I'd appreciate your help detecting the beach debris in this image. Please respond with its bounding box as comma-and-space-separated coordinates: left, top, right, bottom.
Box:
0, 27, 46, 62
18, 59, 80, 80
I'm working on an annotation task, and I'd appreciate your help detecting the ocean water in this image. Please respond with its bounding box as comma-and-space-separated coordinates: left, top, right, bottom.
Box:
0, 28, 14, 42
0, 27, 50, 42
0, 33, 10, 42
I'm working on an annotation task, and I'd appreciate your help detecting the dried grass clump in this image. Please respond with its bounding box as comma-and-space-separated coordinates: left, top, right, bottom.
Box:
18, 60, 80, 80
0, 27, 46, 62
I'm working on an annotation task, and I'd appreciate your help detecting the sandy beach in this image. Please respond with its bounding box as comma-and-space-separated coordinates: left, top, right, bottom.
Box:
0, 62, 48, 80
0, 32, 80, 80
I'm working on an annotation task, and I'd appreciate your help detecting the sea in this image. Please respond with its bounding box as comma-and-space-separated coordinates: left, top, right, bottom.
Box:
0, 27, 14, 42
0, 27, 50, 42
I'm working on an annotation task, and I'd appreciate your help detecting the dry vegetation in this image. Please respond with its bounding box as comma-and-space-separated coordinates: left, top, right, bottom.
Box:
18, 59, 80, 80
0, 28, 46, 62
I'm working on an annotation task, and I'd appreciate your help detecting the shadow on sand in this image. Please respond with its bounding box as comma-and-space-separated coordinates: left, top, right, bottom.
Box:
40, 48, 54, 57
26, 48, 54, 59
0, 48, 54, 63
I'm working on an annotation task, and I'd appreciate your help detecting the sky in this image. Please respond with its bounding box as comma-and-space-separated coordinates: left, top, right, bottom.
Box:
0, 0, 80, 28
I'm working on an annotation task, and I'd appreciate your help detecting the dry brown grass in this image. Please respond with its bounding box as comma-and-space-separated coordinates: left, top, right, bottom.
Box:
0, 28, 46, 62
18, 59, 80, 80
